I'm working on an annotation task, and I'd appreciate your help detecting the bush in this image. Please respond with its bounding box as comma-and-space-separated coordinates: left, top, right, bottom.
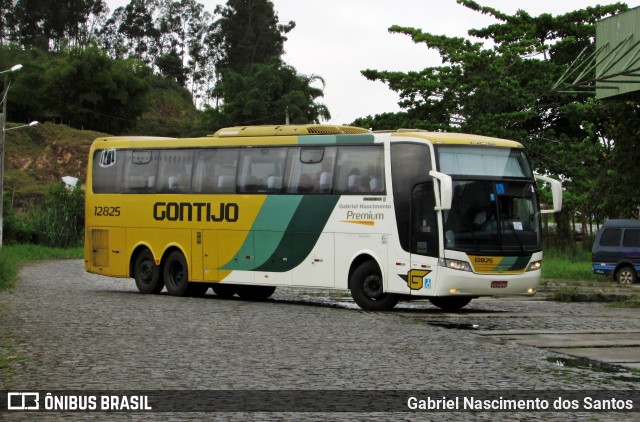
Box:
2, 195, 37, 244
31, 185, 84, 248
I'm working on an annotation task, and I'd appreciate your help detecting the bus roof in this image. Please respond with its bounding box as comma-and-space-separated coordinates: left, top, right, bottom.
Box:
390, 130, 524, 148
90, 126, 523, 149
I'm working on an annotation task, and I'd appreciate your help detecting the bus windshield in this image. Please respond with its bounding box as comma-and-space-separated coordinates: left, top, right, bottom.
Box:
437, 145, 533, 179
442, 180, 541, 253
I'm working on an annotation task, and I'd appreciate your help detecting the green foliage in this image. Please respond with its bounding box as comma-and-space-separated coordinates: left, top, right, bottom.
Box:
351, 112, 412, 130
128, 74, 200, 137
31, 185, 84, 248
42, 45, 152, 134
361, 1, 638, 231
204, 1, 328, 129
0, 251, 19, 291
1, 45, 152, 134
214, 0, 295, 74
0, 45, 50, 122
2, 195, 36, 245
3, 0, 108, 50
541, 248, 600, 281
2, 0, 331, 134
215, 61, 330, 126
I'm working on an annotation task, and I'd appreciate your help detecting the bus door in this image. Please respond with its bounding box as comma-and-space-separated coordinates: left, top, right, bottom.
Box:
409, 183, 440, 295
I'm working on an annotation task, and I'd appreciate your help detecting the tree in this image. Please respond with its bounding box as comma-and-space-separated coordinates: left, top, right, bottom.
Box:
41, 45, 152, 134
203, 0, 329, 129
0, 0, 16, 45
9, 0, 107, 50
213, 0, 294, 74
361, 1, 636, 238
213, 61, 330, 126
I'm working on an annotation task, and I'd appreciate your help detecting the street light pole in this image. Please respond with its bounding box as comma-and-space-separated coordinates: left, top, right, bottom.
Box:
0, 74, 8, 247
0, 64, 25, 247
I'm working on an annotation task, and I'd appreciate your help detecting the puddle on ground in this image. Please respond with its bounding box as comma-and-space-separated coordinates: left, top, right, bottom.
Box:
546, 357, 640, 382
427, 322, 484, 330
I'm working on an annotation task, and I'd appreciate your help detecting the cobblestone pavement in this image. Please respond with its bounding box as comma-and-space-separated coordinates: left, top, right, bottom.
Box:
0, 260, 639, 421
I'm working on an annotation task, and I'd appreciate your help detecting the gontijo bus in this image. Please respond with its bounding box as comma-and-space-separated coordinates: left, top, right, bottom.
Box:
85, 125, 562, 311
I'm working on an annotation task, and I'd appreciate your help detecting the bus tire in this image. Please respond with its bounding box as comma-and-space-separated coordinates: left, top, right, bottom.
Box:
616, 266, 637, 285
429, 296, 472, 311
236, 285, 276, 300
163, 251, 190, 296
211, 284, 238, 298
350, 261, 399, 311
133, 249, 164, 294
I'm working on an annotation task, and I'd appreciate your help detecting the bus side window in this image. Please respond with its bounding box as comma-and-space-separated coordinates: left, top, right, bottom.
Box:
122, 150, 158, 194
285, 147, 336, 194
334, 146, 385, 194
192, 148, 238, 194
157, 150, 194, 193
238, 148, 287, 193
92, 149, 123, 193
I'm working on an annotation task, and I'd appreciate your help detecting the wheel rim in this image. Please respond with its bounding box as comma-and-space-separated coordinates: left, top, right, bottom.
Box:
362, 274, 383, 299
619, 270, 633, 285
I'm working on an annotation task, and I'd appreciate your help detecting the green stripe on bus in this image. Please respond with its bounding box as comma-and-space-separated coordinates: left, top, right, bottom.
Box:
497, 255, 531, 271
256, 195, 340, 272
335, 134, 375, 144
219, 196, 303, 271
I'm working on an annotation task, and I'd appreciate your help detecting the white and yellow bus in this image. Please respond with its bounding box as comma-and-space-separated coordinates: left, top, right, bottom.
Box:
85, 125, 562, 311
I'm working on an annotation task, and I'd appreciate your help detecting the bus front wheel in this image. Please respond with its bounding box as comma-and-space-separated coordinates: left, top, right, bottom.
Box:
133, 249, 164, 294
164, 251, 190, 296
350, 261, 399, 311
429, 296, 472, 311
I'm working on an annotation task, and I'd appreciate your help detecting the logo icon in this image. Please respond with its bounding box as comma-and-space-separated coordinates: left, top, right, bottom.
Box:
7, 392, 40, 410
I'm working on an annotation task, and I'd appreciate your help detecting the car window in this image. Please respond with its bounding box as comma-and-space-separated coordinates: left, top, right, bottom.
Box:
623, 229, 640, 247
600, 229, 621, 247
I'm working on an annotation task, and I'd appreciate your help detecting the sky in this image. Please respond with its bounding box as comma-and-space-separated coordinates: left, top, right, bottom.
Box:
106, 0, 640, 125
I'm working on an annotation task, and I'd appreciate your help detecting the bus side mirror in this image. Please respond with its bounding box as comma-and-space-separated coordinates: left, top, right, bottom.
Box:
535, 175, 562, 214
429, 170, 453, 211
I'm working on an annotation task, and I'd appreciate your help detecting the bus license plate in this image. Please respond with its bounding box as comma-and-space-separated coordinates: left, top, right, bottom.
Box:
491, 281, 508, 288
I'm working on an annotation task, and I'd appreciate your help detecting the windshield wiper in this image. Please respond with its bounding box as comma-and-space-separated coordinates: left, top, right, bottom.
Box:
501, 217, 527, 253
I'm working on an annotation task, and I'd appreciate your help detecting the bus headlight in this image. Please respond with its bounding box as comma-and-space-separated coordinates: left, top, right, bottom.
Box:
526, 260, 542, 272
440, 258, 472, 272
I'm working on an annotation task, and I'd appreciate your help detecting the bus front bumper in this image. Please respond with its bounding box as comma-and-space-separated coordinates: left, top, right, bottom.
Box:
410, 268, 541, 297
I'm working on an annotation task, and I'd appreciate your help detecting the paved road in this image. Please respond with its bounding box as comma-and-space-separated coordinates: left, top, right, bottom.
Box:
1, 260, 639, 421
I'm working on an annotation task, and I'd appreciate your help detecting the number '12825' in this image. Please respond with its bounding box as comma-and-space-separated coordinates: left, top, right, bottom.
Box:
94, 206, 121, 216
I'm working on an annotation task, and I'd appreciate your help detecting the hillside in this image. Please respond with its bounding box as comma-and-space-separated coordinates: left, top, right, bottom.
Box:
4, 122, 107, 208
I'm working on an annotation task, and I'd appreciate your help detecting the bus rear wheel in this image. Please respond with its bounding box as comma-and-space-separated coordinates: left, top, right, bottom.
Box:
429, 296, 472, 311
164, 251, 190, 296
133, 249, 164, 294
350, 261, 399, 311
236, 285, 276, 300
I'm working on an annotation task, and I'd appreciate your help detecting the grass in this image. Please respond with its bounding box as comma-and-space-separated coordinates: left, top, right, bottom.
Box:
0, 244, 83, 292
541, 248, 601, 281
0, 338, 26, 389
